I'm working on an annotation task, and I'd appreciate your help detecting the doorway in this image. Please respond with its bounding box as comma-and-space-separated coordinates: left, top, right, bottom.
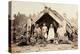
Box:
36, 13, 59, 33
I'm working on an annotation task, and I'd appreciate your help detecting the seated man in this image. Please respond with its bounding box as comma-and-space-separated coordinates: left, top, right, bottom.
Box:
16, 34, 27, 46
58, 33, 72, 44
30, 33, 36, 46
57, 25, 72, 44
71, 26, 78, 48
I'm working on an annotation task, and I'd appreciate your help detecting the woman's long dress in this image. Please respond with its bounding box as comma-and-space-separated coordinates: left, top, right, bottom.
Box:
42, 26, 48, 38
47, 27, 55, 40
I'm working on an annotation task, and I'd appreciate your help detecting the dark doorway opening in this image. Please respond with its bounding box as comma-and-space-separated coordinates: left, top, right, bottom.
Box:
36, 13, 59, 33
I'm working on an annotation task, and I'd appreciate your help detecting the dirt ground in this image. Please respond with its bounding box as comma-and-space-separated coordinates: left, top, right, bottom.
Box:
11, 43, 78, 53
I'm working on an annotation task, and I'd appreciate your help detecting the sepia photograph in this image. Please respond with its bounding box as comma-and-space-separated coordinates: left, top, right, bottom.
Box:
8, 1, 78, 53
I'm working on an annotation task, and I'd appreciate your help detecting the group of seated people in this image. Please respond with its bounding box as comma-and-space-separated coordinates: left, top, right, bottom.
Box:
16, 23, 77, 47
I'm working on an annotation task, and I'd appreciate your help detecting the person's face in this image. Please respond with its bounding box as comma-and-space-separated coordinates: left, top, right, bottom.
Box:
36, 24, 38, 27
43, 23, 46, 26
50, 24, 53, 27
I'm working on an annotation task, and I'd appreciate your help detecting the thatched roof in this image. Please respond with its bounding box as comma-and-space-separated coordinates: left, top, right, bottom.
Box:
32, 6, 72, 33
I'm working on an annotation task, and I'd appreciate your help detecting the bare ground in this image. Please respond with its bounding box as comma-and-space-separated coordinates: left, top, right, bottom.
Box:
11, 44, 78, 53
